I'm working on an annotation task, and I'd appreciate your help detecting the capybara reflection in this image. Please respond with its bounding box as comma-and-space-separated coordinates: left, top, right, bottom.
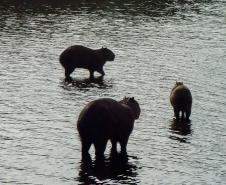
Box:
77, 97, 141, 158
170, 82, 192, 120
59, 45, 115, 81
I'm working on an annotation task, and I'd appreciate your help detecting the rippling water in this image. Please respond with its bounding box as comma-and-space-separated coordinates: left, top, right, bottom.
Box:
0, 0, 226, 184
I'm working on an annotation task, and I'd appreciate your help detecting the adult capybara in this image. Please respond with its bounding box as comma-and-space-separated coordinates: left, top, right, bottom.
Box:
77, 97, 141, 158
59, 45, 115, 81
170, 82, 192, 120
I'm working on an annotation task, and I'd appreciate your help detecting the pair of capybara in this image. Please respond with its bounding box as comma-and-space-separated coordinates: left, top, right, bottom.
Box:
59, 45, 192, 158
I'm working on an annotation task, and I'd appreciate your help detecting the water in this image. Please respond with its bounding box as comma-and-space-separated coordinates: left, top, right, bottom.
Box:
0, 0, 226, 184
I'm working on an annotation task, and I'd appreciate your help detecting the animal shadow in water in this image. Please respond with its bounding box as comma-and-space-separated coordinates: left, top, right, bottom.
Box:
62, 76, 113, 90
169, 118, 192, 143
78, 153, 138, 184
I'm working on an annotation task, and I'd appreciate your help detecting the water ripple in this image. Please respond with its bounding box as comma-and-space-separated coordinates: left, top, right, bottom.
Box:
1, 0, 226, 184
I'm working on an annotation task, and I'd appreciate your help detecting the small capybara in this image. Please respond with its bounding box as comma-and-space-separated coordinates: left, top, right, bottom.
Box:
77, 97, 141, 158
170, 82, 192, 120
59, 45, 115, 81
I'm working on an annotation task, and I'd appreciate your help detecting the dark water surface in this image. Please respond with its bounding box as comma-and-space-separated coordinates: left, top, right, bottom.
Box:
0, 0, 226, 184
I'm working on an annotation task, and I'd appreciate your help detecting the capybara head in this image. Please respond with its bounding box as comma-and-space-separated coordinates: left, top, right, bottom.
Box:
121, 97, 141, 119
101, 47, 115, 61
172, 81, 183, 91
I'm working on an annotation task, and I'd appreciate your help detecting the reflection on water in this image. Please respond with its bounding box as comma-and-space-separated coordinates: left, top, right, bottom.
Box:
61, 77, 113, 91
78, 154, 138, 184
0, 0, 205, 20
169, 119, 192, 143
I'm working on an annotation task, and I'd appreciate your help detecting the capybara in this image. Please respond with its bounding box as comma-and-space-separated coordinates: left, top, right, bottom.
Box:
59, 45, 115, 81
77, 97, 141, 158
170, 82, 192, 120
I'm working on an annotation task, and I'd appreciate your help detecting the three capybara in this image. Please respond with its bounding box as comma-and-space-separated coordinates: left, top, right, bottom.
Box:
59, 45, 115, 81
58, 46, 194, 158
77, 97, 141, 158
170, 82, 192, 120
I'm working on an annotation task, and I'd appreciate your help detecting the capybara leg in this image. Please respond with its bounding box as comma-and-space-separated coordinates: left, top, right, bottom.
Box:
65, 68, 74, 81
94, 139, 108, 159
186, 109, 191, 120
120, 138, 128, 155
110, 139, 117, 154
89, 70, 94, 79
174, 108, 179, 120
97, 68, 105, 76
81, 139, 92, 158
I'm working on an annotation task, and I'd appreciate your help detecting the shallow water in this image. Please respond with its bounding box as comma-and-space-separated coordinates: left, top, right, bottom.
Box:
0, 0, 226, 184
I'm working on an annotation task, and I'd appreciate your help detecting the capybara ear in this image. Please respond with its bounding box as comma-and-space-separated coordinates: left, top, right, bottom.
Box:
128, 97, 135, 103
176, 81, 183, 86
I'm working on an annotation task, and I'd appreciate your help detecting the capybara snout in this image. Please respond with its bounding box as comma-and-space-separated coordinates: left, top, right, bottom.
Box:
170, 82, 192, 120
77, 97, 140, 158
101, 47, 115, 61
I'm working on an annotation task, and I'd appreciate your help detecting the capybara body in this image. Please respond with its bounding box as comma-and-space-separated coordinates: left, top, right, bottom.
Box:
170, 82, 192, 120
77, 97, 140, 158
59, 45, 115, 81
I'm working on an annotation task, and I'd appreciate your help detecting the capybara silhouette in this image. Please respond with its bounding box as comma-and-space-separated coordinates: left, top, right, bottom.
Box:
77, 97, 141, 158
59, 45, 115, 81
170, 82, 192, 120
